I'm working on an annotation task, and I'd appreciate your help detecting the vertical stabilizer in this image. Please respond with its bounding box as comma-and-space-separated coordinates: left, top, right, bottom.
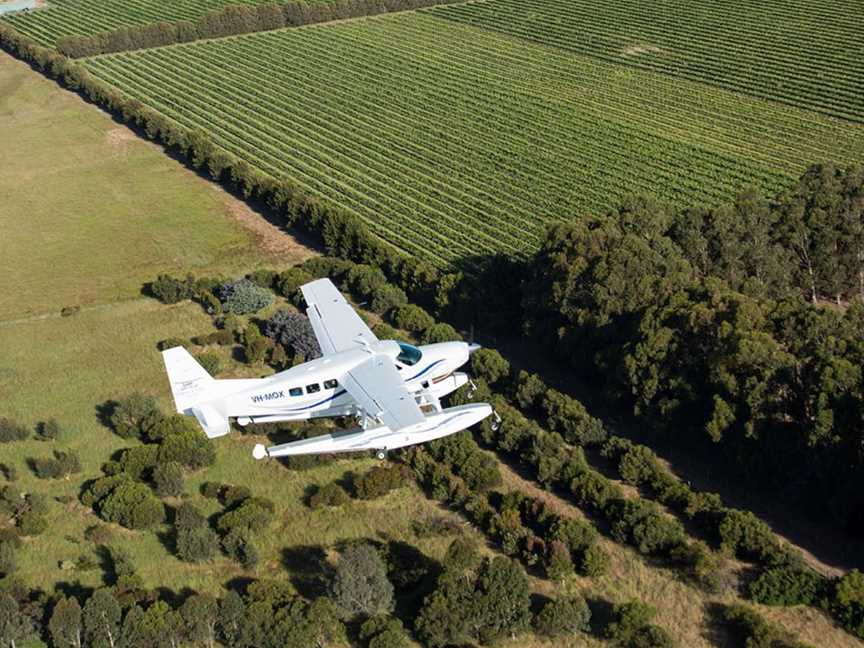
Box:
161, 347, 215, 413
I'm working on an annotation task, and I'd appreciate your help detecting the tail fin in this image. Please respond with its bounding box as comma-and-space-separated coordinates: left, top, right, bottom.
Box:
161, 346, 215, 413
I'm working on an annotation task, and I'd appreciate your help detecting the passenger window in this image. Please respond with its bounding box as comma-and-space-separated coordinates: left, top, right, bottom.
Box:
323, 379, 338, 389
289, 387, 302, 397
306, 383, 321, 394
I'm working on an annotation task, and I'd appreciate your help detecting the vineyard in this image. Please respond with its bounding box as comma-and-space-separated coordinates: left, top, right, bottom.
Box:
81, 13, 864, 268
0, 0, 281, 47
429, 0, 864, 123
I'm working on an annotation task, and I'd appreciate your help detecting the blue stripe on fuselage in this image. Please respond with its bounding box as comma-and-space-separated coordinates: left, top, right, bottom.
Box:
406, 359, 444, 382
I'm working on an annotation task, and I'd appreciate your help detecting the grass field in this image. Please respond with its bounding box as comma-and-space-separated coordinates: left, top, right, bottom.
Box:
0, 52, 311, 320
81, 12, 864, 269
0, 0, 285, 47
429, 0, 864, 123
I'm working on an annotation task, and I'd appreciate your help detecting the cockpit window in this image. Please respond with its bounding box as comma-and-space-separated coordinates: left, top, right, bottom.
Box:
397, 342, 423, 366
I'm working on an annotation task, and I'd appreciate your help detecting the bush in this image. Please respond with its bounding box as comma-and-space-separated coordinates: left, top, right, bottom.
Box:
724, 604, 814, 648
18, 511, 48, 536
421, 323, 463, 344
604, 601, 657, 646
470, 348, 511, 387
542, 389, 607, 446
360, 616, 411, 648
370, 284, 408, 315
217, 497, 274, 535
198, 290, 222, 315
276, 267, 314, 299
153, 461, 185, 497
570, 470, 622, 512
544, 541, 574, 580
0, 418, 29, 443
177, 525, 219, 563
748, 565, 826, 606
221, 528, 259, 568
607, 499, 685, 556
150, 274, 195, 303
832, 570, 864, 638
354, 465, 412, 500
246, 269, 278, 289
221, 485, 252, 508
201, 481, 223, 499
217, 278, 274, 314
549, 517, 596, 554
32, 450, 82, 479
99, 481, 165, 529
263, 309, 320, 359
109, 393, 163, 440
580, 543, 611, 577
158, 337, 189, 351
36, 419, 61, 441
157, 421, 216, 469
118, 444, 159, 480
309, 482, 351, 509
331, 543, 394, 619
718, 509, 783, 563
346, 264, 388, 300
390, 304, 434, 332
535, 594, 591, 636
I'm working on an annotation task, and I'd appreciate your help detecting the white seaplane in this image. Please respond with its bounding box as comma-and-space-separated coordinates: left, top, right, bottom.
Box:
161, 278, 492, 460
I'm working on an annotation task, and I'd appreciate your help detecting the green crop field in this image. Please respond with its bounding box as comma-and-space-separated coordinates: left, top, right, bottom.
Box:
81, 12, 864, 269
0, 0, 280, 47
428, 0, 864, 123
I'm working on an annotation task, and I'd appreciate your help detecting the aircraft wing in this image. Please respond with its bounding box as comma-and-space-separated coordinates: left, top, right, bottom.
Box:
341, 354, 426, 431
301, 278, 378, 356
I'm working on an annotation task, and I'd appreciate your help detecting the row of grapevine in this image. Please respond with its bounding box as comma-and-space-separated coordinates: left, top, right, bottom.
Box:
0, 0, 278, 47
81, 13, 864, 269
428, 0, 864, 123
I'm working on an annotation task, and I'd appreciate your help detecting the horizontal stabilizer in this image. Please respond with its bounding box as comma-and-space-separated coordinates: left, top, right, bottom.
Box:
192, 404, 230, 439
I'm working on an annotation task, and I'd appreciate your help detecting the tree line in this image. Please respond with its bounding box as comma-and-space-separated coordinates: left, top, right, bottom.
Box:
519, 169, 864, 544
56, 0, 466, 58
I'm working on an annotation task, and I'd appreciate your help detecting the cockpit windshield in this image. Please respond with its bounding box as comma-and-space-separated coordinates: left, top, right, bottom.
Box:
397, 342, 423, 366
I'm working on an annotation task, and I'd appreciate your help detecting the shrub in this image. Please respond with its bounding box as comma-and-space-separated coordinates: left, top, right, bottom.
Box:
157, 423, 216, 469
370, 284, 408, 315
544, 541, 574, 580
359, 616, 411, 648
18, 511, 48, 536
580, 543, 611, 577
309, 482, 351, 509
724, 604, 814, 648
833, 570, 864, 638
604, 600, 657, 646
470, 348, 511, 387
276, 267, 314, 299
153, 461, 185, 497
0, 418, 29, 443
390, 304, 434, 332
421, 323, 463, 344
109, 393, 163, 440
177, 525, 219, 563
346, 264, 388, 300
542, 389, 606, 446
216, 486, 249, 510
198, 290, 222, 315
263, 309, 321, 359
748, 565, 826, 606
570, 470, 623, 512
718, 509, 783, 563
217, 278, 274, 314
201, 481, 223, 499
150, 274, 195, 303
221, 528, 258, 568
331, 543, 394, 619
549, 517, 597, 554
246, 269, 278, 289
36, 419, 61, 441
158, 337, 188, 351
608, 499, 686, 556
535, 595, 591, 636
217, 497, 274, 535
99, 481, 165, 529
354, 465, 412, 500
513, 371, 546, 411
617, 445, 661, 486
118, 444, 159, 480
300, 257, 354, 281
32, 450, 82, 479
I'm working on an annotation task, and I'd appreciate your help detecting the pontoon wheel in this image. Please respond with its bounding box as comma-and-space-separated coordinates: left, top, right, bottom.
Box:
376, 450, 387, 460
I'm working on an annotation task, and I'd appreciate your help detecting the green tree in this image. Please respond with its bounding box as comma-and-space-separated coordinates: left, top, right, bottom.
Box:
49, 596, 83, 648
109, 393, 163, 440
180, 594, 218, 648
153, 461, 184, 497
470, 556, 532, 643
330, 544, 394, 619
0, 593, 32, 648
82, 589, 121, 648
534, 594, 591, 636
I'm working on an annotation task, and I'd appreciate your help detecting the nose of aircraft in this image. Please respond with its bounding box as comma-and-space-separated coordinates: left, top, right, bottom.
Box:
467, 343, 482, 354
